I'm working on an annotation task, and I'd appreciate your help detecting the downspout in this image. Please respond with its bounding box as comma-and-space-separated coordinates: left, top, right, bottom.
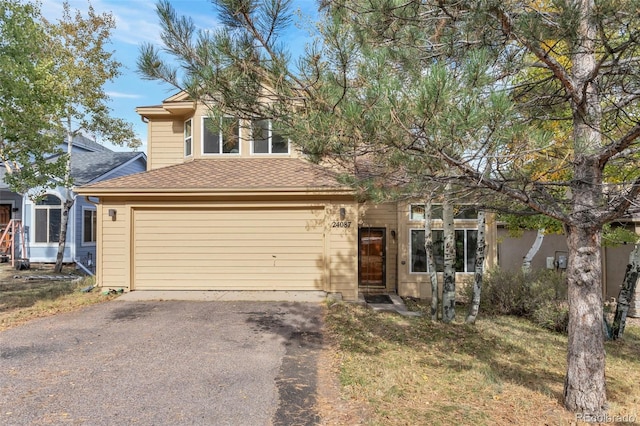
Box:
70, 192, 77, 263
73, 195, 95, 276
21, 191, 27, 260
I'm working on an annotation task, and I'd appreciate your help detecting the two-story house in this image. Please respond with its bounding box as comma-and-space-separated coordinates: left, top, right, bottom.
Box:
76, 92, 497, 300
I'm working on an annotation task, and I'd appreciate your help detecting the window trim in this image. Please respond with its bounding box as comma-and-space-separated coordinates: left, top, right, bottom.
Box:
409, 228, 478, 274
250, 118, 290, 155
201, 116, 241, 156
184, 118, 193, 157
33, 194, 62, 245
81, 207, 97, 247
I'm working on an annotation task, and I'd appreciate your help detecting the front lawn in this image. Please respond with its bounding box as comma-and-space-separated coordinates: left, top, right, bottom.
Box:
0, 263, 117, 331
323, 301, 640, 425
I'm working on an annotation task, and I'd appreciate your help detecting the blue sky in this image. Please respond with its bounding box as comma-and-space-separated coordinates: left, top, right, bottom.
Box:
39, 0, 319, 153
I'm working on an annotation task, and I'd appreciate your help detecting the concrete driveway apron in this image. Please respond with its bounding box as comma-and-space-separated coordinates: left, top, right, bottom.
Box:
0, 300, 323, 425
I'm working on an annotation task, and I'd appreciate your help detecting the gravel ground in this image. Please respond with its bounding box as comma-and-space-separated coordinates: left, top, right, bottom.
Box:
0, 300, 323, 425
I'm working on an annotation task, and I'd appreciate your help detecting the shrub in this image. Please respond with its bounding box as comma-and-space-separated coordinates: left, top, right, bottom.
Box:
471, 268, 569, 332
531, 301, 569, 333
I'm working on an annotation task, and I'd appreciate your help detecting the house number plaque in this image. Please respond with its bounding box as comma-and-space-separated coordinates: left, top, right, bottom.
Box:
331, 221, 352, 228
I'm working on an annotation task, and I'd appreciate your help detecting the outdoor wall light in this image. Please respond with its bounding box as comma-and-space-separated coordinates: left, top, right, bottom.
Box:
339, 207, 346, 220
391, 230, 397, 240
108, 209, 117, 221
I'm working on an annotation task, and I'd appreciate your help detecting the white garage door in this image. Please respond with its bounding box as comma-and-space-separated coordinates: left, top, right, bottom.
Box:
132, 208, 325, 290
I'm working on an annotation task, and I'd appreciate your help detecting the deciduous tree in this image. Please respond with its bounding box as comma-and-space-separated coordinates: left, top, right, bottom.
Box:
44, 2, 141, 272
0, 0, 66, 193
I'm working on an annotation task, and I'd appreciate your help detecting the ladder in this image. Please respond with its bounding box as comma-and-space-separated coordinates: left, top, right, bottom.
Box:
0, 219, 27, 267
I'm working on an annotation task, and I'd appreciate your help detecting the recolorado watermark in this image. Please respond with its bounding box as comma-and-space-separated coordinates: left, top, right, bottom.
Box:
575, 413, 637, 423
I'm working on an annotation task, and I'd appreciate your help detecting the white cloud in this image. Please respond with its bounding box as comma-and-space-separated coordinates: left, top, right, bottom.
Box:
106, 91, 142, 99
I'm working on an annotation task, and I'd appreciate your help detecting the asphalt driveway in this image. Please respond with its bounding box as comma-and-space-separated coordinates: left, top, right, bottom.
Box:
0, 300, 324, 425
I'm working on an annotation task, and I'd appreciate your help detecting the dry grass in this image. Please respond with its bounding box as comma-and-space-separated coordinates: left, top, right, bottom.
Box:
0, 263, 117, 331
322, 301, 640, 426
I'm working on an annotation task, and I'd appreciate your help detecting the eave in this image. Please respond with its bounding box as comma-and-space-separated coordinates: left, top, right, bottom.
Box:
74, 186, 355, 197
136, 101, 196, 119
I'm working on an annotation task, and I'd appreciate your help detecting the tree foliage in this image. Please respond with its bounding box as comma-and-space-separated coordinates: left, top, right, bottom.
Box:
44, 2, 142, 152
0, 0, 66, 193
43, 1, 142, 273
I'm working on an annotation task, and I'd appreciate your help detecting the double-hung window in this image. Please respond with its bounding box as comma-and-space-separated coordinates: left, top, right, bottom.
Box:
409, 229, 478, 273
34, 194, 62, 243
202, 116, 239, 154
184, 118, 192, 157
82, 208, 97, 245
251, 119, 289, 154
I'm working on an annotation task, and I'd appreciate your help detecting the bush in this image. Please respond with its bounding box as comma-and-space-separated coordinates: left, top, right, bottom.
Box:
471, 268, 569, 333
531, 301, 569, 333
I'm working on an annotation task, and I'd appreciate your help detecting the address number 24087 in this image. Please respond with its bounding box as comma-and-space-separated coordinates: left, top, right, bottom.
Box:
331, 221, 352, 228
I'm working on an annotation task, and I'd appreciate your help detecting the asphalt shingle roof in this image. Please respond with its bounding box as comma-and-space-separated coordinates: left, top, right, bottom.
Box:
79, 158, 349, 192
71, 152, 142, 185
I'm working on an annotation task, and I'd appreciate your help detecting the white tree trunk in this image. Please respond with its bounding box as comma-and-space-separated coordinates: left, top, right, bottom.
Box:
466, 209, 485, 324
54, 115, 73, 273
611, 245, 640, 339
522, 228, 545, 273
424, 200, 439, 321
442, 185, 455, 323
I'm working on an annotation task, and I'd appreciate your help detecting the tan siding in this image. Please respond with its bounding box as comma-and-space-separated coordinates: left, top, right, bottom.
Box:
148, 119, 184, 170
99, 202, 128, 289
359, 202, 399, 291
132, 208, 325, 290
328, 203, 358, 300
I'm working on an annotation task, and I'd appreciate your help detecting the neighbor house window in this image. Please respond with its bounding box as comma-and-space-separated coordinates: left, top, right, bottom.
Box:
34, 194, 62, 243
410, 229, 478, 273
251, 119, 289, 154
82, 208, 97, 244
184, 118, 192, 156
202, 116, 239, 154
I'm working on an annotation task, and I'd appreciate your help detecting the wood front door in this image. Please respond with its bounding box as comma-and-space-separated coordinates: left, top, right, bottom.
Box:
359, 228, 386, 287
0, 205, 10, 226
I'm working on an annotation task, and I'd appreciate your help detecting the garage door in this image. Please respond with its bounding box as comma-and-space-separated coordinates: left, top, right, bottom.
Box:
132, 208, 325, 290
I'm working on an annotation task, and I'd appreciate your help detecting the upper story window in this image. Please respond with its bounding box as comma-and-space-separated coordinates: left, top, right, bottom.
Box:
410, 204, 443, 221
251, 119, 289, 154
184, 118, 192, 157
34, 194, 62, 243
202, 116, 239, 154
409, 204, 476, 221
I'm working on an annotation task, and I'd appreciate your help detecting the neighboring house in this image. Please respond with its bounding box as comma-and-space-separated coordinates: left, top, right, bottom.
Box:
0, 135, 146, 272
498, 223, 640, 316
76, 93, 498, 300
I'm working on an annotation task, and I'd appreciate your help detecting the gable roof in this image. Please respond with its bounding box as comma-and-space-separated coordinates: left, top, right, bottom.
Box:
69, 134, 113, 153
76, 158, 352, 195
71, 152, 146, 185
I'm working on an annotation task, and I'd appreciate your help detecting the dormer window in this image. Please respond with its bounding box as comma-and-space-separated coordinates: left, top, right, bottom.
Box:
202, 116, 239, 154
251, 119, 289, 154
